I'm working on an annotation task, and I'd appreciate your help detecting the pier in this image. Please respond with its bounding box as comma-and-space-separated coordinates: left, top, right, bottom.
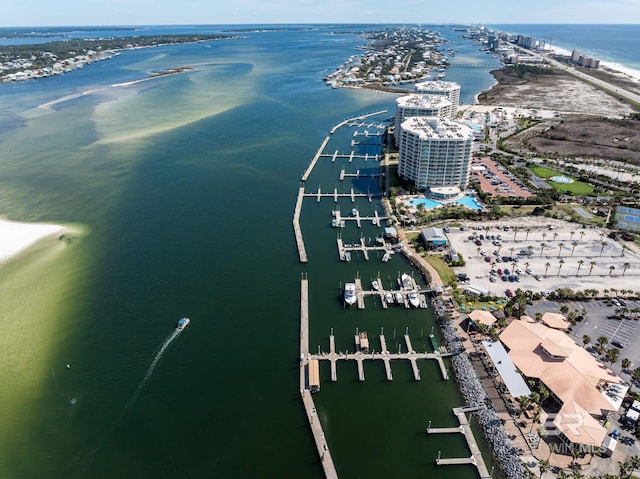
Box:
339, 168, 383, 181
299, 279, 338, 479
309, 331, 452, 382
293, 186, 308, 263
332, 209, 388, 227
329, 109, 387, 135
302, 135, 331, 182
427, 407, 492, 479
305, 187, 374, 203
336, 237, 391, 262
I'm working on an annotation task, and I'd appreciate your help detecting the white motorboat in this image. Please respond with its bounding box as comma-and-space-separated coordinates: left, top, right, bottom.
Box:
344, 283, 357, 305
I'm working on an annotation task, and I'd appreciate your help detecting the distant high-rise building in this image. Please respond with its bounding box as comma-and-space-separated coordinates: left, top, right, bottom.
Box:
414, 80, 461, 113
397, 117, 474, 194
394, 94, 452, 144
571, 49, 581, 63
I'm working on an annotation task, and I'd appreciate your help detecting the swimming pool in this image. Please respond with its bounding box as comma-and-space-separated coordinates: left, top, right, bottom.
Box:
406, 195, 483, 211
550, 175, 574, 184
406, 197, 443, 209
455, 195, 483, 210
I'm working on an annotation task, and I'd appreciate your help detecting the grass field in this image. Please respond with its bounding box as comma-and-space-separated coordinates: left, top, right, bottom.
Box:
422, 253, 456, 285
529, 165, 595, 196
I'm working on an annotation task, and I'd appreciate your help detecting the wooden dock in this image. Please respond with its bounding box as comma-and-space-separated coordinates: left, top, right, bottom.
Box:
354, 278, 365, 309
309, 333, 452, 382
304, 187, 374, 203
302, 136, 331, 182
299, 279, 339, 479
428, 407, 492, 479
293, 187, 308, 263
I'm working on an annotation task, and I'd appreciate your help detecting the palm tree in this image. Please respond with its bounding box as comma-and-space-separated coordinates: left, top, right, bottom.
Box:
582, 335, 591, 348
570, 230, 576, 242
509, 246, 515, 258
477, 247, 481, 258
538, 458, 550, 478
622, 358, 631, 371
622, 262, 631, 276
535, 312, 543, 322
597, 336, 609, 349
527, 245, 534, 256
553, 231, 558, 242
588, 261, 596, 276
606, 347, 620, 366
539, 243, 547, 257
629, 456, 640, 477
571, 240, 578, 256
558, 259, 565, 276
525, 227, 532, 240
557, 471, 569, 479
609, 265, 616, 276
513, 226, 520, 241
558, 243, 565, 257
570, 470, 584, 479
600, 241, 608, 256
579, 230, 585, 241
544, 262, 551, 277
576, 259, 584, 276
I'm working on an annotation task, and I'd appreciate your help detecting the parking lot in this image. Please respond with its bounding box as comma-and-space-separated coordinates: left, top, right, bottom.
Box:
445, 217, 640, 299
527, 298, 640, 377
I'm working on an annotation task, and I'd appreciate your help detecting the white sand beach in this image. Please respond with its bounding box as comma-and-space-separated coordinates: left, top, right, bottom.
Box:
0, 218, 65, 264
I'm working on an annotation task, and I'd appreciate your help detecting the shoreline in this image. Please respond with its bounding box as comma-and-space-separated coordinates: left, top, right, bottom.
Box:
0, 217, 66, 264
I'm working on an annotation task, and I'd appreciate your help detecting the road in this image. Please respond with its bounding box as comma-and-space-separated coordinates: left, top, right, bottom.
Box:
512, 43, 640, 106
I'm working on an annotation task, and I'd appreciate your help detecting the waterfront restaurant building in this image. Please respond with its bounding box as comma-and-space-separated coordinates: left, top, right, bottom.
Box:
393, 94, 452, 144
397, 117, 474, 193
415, 80, 461, 114
500, 319, 626, 451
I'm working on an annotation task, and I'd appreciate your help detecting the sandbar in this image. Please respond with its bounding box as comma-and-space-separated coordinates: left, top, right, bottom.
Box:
0, 218, 65, 264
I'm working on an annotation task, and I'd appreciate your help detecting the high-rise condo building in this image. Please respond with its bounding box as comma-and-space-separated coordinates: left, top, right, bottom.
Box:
393, 94, 452, 144
397, 117, 474, 198
414, 80, 460, 114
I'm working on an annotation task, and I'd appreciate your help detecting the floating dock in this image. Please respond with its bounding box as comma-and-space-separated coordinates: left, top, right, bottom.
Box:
428, 406, 492, 479
309, 332, 452, 383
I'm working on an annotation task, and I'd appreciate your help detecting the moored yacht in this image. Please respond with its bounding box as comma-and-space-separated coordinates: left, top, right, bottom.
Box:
344, 283, 357, 305
408, 292, 420, 308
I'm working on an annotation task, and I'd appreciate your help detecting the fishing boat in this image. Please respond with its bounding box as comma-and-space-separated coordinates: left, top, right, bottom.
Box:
176, 318, 190, 330
344, 283, 357, 305
371, 280, 380, 291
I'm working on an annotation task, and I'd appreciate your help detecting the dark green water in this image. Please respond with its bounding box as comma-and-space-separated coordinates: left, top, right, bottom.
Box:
0, 26, 497, 478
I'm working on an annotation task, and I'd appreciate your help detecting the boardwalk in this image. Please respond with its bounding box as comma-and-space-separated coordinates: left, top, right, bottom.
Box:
293, 186, 308, 263
427, 407, 492, 479
302, 135, 331, 182
299, 279, 338, 479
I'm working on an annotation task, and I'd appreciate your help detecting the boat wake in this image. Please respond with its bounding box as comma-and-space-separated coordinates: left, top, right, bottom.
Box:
80, 325, 187, 473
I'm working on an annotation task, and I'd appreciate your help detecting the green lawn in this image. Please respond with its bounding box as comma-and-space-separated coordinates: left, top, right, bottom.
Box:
422, 253, 456, 285
528, 165, 595, 196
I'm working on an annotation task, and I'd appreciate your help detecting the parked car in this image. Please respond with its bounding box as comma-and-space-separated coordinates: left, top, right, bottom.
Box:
475, 240, 482, 246
611, 340, 624, 349
505, 289, 513, 297
484, 256, 492, 262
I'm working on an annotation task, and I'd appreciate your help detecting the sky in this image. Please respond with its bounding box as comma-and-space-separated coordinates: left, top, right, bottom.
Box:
3, 0, 640, 26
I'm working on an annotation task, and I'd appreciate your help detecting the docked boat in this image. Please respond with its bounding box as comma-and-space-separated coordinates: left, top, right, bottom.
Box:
381, 251, 391, 262
176, 317, 190, 330
371, 280, 380, 291
385, 292, 394, 304
401, 273, 413, 290
408, 293, 420, 308
395, 292, 404, 304
344, 283, 357, 305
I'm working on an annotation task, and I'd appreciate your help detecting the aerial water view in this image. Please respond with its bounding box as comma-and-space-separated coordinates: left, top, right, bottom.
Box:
2, 1, 640, 478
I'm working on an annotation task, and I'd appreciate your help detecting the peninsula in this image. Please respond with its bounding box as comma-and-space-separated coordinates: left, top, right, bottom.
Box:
0, 34, 238, 82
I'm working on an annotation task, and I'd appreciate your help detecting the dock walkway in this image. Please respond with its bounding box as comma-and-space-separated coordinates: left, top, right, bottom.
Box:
428, 407, 492, 479
299, 279, 338, 479
293, 186, 307, 263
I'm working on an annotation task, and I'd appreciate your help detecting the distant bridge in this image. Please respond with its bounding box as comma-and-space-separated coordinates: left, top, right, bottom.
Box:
447, 63, 502, 69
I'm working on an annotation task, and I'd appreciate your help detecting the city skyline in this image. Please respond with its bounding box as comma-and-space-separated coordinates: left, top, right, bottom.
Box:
3, 0, 640, 27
